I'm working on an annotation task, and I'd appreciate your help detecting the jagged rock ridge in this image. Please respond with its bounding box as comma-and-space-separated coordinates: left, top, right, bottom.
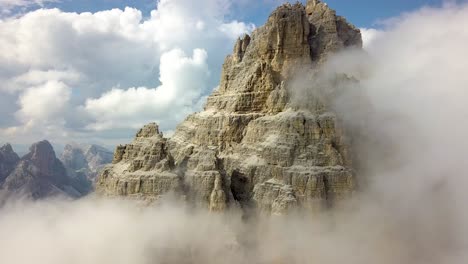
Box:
61, 143, 113, 193
0, 141, 87, 200
0, 144, 20, 183
96, 0, 361, 215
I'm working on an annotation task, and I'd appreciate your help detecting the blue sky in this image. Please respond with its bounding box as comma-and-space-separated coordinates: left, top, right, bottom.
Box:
38, 0, 447, 28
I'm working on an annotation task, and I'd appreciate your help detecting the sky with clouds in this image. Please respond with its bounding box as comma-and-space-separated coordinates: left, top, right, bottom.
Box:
0, 0, 458, 150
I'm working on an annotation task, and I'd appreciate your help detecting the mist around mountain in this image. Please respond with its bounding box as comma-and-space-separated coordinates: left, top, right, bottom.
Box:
1, 0, 468, 264
96, 1, 361, 213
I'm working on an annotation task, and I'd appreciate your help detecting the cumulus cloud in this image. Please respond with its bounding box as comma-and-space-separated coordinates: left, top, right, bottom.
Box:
219, 20, 255, 39
1, 80, 71, 137
83, 48, 210, 131
0, 0, 256, 145
17, 80, 71, 122
2, 69, 80, 93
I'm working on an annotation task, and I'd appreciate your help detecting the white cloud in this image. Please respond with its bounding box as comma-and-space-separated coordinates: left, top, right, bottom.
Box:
17, 80, 71, 122
0, 0, 255, 145
2, 69, 80, 93
1, 80, 71, 137
84, 48, 210, 131
359, 28, 384, 49
219, 20, 255, 39
285, 4, 468, 262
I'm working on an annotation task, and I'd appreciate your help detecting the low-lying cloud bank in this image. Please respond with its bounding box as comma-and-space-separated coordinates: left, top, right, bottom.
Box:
1, 3, 468, 264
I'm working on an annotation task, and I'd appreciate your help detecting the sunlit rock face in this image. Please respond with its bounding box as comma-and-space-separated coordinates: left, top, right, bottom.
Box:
96, 0, 361, 215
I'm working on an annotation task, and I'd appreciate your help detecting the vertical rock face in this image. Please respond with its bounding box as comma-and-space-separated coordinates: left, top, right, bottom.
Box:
1, 140, 83, 199
306, 0, 362, 62
96, 0, 361, 215
0, 144, 20, 183
61, 143, 113, 194
83, 145, 113, 174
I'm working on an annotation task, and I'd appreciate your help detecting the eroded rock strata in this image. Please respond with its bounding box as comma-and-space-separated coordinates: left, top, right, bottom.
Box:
96, 0, 361, 215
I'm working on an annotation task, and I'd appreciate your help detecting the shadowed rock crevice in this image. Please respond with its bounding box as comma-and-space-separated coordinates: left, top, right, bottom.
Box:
230, 170, 252, 205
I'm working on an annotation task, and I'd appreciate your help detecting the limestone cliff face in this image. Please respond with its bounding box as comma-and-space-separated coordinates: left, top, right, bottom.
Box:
96, 0, 361, 215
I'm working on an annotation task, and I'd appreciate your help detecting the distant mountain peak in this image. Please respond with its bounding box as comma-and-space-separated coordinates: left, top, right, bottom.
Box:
0, 140, 85, 200
0, 143, 20, 183
25, 140, 57, 175
0, 143, 14, 153
60, 143, 113, 194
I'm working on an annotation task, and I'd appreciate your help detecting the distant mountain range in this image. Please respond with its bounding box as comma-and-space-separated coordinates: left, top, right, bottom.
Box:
60, 143, 114, 192
0, 140, 112, 201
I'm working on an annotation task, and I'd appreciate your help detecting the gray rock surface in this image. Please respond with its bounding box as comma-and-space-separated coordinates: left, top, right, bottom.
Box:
1, 140, 83, 199
60, 143, 113, 194
96, 0, 361, 215
0, 144, 20, 183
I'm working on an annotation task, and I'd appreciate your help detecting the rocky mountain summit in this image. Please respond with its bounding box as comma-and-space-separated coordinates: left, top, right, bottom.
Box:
96, 0, 362, 215
0, 141, 87, 200
60, 143, 113, 193
0, 144, 20, 183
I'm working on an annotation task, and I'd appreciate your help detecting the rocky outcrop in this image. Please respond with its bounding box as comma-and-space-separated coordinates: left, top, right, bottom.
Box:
0, 144, 20, 183
306, 0, 362, 62
97, 123, 180, 202
96, 0, 361, 215
1, 140, 84, 199
61, 143, 113, 194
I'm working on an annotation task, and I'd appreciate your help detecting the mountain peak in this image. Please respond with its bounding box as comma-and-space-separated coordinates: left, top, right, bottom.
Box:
26, 140, 57, 174
29, 140, 55, 156
97, 0, 360, 214
0, 143, 14, 153
135, 122, 162, 138
0, 140, 86, 200
0, 143, 20, 183
60, 143, 112, 185
307, 0, 322, 8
